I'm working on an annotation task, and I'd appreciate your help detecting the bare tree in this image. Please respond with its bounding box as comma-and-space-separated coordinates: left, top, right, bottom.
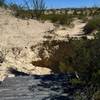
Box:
24, 0, 30, 10
32, 0, 46, 19
23, 0, 46, 19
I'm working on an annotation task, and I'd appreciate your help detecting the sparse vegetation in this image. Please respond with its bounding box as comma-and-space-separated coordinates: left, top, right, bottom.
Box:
0, 1, 100, 99
31, 0, 46, 19
93, 91, 100, 100
9, 4, 33, 19
41, 14, 73, 25
83, 15, 100, 34
9, 0, 46, 19
31, 31, 100, 99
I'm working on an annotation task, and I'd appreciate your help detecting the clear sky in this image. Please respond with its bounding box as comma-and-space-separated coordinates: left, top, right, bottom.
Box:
45, 0, 100, 8
6, 0, 100, 8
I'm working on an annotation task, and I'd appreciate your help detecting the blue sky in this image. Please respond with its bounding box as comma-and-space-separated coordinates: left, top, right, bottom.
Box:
6, 0, 100, 8
45, 0, 100, 8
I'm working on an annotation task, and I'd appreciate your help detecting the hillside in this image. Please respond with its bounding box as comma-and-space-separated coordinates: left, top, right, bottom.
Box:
0, 7, 88, 80
0, 8, 55, 80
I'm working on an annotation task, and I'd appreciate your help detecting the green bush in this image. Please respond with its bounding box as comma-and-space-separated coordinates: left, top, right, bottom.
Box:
31, 28, 100, 100
32, 31, 100, 85
41, 14, 73, 25
74, 91, 87, 100
15, 10, 33, 19
92, 70, 100, 86
93, 91, 100, 100
83, 16, 100, 34
59, 62, 74, 73
70, 78, 84, 86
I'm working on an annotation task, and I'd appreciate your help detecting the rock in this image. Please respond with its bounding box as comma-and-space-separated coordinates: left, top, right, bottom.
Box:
0, 67, 15, 81
0, 72, 8, 81
7, 74, 15, 78
0, 7, 54, 80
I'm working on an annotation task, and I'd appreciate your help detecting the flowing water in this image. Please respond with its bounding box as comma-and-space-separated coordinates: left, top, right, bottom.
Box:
0, 74, 80, 100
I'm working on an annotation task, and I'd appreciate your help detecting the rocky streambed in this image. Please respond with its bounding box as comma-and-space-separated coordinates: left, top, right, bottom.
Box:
0, 74, 83, 100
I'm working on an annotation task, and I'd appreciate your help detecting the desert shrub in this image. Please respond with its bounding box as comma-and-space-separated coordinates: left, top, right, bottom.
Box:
59, 62, 74, 73
10, 4, 33, 19
31, 23, 100, 100
15, 10, 33, 19
41, 14, 73, 25
32, 31, 100, 85
74, 91, 86, 100
83, 16, 100, 34
92, 70, 100, 87
32, 38, 82, 73
9, 0, 46, 19
31, 0, 46, 19
74, 85, 98, 100
11, 0, 46, 19
70, 78, 84, 86
76, 14, 88, 22
93, 91, 100, 100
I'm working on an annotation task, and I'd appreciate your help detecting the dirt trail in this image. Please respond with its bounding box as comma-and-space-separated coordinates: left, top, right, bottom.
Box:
55, 19, 86, 37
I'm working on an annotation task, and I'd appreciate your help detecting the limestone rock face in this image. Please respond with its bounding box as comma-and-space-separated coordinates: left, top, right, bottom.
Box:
0, 7, 90, 80
0, 7, 53, 80
0, 46, 51, 81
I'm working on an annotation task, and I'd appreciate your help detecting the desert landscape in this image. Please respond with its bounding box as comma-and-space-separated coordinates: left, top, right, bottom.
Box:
0, 0, 100, 100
